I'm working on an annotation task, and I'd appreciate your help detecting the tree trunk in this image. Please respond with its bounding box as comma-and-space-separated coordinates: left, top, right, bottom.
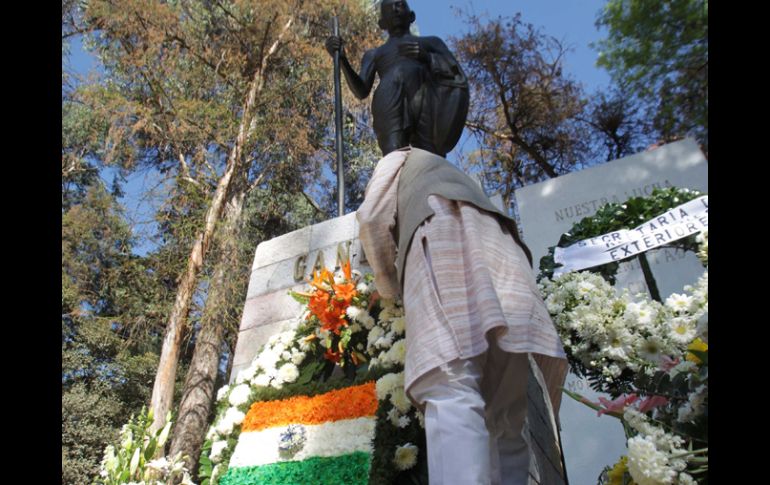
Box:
169, 184, 247, 472
148, 15, 295, 433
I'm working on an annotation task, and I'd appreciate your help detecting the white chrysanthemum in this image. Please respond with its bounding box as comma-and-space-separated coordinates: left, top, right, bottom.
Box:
216, 385, 230, 402
278, 363, 300, 383
356, 281, 370, 293
281, 350, 292, 361
279, 330, 295, 345
375, 333, 394, 349
257, 348, 280, 370
668, 317, 696, 344
206, 426, 218, 440
387, 407, 401, 427
360, 313, 376, 330
369, 357, 380, 368
376, 372, 401, 400
665, 293, 695, 314
393, 443, 419, 471
215, 408, 245, 435
209, 440, 228, 463
390, 386, 412, 413
291, 351, 306, 365
385, 339, 407, 365
390, 316, 406, 335
272, 342, 287, 356
367, 326, 385, 349
228, 383, 252, 407
627, 435, 677, 485
252, 373, 271, 387
346, 305, 362, 320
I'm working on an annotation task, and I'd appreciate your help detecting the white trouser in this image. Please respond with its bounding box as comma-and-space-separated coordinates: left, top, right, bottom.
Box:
410, 344, 529, 485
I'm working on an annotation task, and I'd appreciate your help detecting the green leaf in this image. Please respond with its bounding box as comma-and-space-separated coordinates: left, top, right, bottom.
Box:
289, 290, 310, 305
144, 437, 157, 460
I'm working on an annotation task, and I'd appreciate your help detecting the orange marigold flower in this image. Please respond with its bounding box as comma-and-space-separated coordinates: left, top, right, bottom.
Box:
242, 382, 378, 432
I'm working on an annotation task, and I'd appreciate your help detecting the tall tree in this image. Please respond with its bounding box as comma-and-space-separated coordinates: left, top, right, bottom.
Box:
62, 180, 173, 484
594, 0, 708, 150
80, 0, 381, 443
451, 13, 592, 211
165, 2, 380, 471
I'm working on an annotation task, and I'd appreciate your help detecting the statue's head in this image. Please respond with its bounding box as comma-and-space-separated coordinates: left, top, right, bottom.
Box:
378, 0, 415, 32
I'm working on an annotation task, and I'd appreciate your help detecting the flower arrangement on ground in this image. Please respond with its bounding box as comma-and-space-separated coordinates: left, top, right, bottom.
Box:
538, 191, 708, 485
198, 259, 426, 485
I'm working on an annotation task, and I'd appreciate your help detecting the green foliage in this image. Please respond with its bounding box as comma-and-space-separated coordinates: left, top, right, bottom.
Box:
97, 407, 193, 485
595, 0, 708, 149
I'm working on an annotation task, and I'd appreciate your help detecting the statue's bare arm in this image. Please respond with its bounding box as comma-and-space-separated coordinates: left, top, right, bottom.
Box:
326, 36, 377, 100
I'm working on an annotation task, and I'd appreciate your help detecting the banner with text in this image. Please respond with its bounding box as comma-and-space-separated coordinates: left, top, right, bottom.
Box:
553, 196, 708, 276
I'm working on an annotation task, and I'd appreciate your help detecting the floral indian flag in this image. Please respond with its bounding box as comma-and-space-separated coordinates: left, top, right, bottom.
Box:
220, 382, 378, 485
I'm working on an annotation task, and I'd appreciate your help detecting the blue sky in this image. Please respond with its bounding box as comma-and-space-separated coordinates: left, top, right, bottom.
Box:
65, 2, 625, 481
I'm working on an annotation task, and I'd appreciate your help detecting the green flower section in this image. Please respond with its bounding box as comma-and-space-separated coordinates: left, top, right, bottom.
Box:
220, 452, 371, 485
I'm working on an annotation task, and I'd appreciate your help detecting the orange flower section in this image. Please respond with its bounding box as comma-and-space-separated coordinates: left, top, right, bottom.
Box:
242, 382, 378, 433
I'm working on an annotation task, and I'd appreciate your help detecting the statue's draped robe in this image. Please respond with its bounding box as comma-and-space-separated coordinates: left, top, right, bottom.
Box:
357, 149, 568, 414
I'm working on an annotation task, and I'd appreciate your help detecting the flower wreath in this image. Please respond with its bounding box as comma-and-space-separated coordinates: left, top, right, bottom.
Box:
198, 261, 427, 485
536, 187, 708, 485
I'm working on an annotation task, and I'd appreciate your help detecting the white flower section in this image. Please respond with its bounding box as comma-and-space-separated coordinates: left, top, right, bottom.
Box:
228, 417, 376, 468
393, 443, 419, 470
209, 440, 228, 463
390, 386, 412, 413
216, 385, 230, 403
665, 293, 695, 314
627, 435, 678, 485
376, 372, 402, 400
278, 363, 299, 384
228, 384, 252, 407
215, 408, 245, 436
367, 326, 384, 351
291, 351, 306, 366
667, 317, 696, 345
252, 373, 271, 387
383, 339, 406, 366
390, 316, 406, 335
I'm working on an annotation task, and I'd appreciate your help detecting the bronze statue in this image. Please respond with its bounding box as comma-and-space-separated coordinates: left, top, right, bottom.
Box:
325, 0, 469, 157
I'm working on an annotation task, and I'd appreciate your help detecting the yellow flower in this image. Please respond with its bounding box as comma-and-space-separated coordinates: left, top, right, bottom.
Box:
607, 456, 635, 485
686, 338, 708, 364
